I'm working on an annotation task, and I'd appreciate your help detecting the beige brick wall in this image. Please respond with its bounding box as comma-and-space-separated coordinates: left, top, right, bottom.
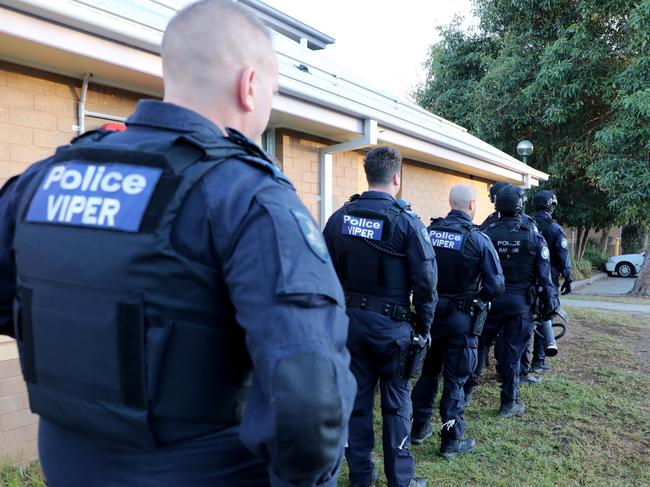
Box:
0, 61, 142, 186
0, 340, 38, 465
401, 161, 493, 225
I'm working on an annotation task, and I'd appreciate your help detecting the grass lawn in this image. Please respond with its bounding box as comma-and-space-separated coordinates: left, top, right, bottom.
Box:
338, 306, 650, 486
2, 307, 648, 486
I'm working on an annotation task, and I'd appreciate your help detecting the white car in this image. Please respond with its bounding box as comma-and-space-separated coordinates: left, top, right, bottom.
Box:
605, 252, 645, 277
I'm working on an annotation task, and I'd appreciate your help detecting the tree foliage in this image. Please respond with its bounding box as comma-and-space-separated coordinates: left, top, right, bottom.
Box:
415, 0, 650, 293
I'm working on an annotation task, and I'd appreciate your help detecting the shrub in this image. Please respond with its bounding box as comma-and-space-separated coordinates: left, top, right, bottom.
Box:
583, 239, 608, 270
571, 255, 592, 280
621, 223, 648, 254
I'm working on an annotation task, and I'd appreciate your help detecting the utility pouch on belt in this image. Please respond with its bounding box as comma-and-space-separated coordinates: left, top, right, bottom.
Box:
470, 298, 490, 337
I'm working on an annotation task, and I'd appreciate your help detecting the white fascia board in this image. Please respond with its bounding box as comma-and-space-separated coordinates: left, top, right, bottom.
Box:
379, 128, 525, 184
0, 7, 162, 79
273, 93, 363, 136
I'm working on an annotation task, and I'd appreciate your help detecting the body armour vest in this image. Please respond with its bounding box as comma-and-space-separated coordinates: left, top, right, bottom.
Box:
485, 220, 536, 286
428, 218, 480, 299
334, 197, 410, 301
11, 130, 279, 448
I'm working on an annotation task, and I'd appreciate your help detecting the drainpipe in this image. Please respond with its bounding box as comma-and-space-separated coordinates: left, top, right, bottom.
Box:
77, 73, 128, 135
318, 118, 378, 227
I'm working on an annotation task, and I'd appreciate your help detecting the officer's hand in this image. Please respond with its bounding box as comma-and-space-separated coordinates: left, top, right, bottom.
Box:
412, 333, 431, 350
561, 280, 572, 295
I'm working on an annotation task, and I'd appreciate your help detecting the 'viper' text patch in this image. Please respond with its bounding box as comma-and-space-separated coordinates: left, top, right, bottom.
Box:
341, 214, 383, 240
25, 162, 162, 232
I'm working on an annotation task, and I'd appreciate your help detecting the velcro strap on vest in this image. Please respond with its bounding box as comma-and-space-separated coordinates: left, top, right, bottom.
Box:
345, 295, 412, 322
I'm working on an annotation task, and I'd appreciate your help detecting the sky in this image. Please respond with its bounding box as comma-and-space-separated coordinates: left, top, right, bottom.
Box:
264, 0, 476, 101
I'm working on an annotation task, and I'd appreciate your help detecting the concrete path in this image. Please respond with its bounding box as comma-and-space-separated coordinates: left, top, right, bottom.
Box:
562, 299, 650, 314
573, 275, 635, 295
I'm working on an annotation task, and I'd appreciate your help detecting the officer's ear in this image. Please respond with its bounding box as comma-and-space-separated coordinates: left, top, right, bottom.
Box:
238, 67, 256, 113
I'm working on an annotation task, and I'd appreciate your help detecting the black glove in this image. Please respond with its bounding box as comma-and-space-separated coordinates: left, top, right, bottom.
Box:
561, 280, 572, 295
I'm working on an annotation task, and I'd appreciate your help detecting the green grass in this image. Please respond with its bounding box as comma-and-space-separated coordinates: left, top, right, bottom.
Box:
338, 307, 650, 486
0, 462, 44, 487
2, 308, 649, 487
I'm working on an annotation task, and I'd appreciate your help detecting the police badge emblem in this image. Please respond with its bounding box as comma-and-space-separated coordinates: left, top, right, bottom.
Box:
291, 209, 330, 262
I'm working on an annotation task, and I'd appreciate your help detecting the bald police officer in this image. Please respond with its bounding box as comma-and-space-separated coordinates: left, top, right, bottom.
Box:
411, 184, 504, 456
472, 185, 557, 417
324, 147, 437, 487
0, 1, 356, 486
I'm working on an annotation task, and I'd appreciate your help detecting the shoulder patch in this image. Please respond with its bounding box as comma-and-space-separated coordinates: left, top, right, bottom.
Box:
541, 246, 550, 260
291, 209, 329, 263
561, 238, 568, 249
421, 227, 432, 245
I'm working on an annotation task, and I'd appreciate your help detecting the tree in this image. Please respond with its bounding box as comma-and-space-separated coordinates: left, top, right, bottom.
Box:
414, 0, 648, 292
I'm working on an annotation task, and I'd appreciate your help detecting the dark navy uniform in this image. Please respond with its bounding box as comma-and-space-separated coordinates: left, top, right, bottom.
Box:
524, 209, 573, 368
473, 215, 556, 408
411, 210, 504, 444
323, 192, 437, 487
0, 101, 356, 487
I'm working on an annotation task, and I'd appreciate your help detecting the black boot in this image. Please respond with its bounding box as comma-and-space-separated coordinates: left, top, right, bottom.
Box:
499, 400, 526, 418
532, 360, 551, 373
407, 478, 427, 487
350, 467, 377, 487
439, 438, 476, 458
520, 373, 542, 384
411, 421, 433, 445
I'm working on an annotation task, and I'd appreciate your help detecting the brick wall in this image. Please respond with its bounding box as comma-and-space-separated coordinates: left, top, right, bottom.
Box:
0, 339, 37, 465
0, 60, 141, 187
401, 161, 493, 225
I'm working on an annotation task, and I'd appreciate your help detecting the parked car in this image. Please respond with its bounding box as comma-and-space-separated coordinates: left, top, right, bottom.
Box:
605, 252, 645, 277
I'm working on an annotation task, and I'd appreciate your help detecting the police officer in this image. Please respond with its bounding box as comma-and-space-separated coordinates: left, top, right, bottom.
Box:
478, 183, 542, 385
523, 190, 573, 373
472, 185, 557, 417
0, 2, 356, 486
410, 184, 504, 456
323, 146, 437, 487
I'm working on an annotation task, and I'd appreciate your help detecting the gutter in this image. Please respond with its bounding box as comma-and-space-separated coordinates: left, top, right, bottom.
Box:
319, 119, 377, 226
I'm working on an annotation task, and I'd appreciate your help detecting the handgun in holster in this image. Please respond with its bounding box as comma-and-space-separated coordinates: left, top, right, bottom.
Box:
470, 298, 490, 337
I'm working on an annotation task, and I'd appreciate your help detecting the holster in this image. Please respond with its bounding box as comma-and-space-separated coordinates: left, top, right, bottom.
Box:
470, 298, 490, 336
401, 334, 430, 379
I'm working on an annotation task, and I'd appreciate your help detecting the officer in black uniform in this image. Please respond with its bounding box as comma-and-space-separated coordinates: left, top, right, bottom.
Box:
323, 146, 437, 487
471, 185, 557, 417
410, 184, 504, 456
479, 183, 542, 385
0, 2, 356, 486
522, 190, 573, 373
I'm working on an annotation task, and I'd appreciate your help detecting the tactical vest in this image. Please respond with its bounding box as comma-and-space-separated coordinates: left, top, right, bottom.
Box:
485, 220, 536, 286
333, 196, 410, 301
12, 129, 283, 447
428, 218, 480, 299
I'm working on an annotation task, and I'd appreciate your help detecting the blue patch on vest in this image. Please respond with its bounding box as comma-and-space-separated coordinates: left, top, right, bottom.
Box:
429, 229, 464, 251
341, 214, 384, 241
25, 162, 162, 232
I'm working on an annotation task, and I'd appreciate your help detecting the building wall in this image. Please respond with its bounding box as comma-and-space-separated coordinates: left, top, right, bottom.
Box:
0, 60, 141, 187
399, 161, 492, 224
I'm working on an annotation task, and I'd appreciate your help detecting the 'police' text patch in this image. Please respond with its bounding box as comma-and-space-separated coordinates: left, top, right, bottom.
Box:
429, 229, 464, 251
341, 214, 384, 240
25, 162, 162, 232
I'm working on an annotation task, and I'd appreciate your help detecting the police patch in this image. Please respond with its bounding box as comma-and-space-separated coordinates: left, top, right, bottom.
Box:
429, 229, 464, 251
292, 209, 329, 262
561, 238, 568, 249
421, 227, 432, 245
25, 162, 162, 232
341, 214, 384, 241
541, 246, 550, 260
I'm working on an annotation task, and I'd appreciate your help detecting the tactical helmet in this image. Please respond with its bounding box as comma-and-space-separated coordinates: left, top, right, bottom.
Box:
495, 184, 525, 214
533, 190, 558, 213
489, 181, 510, 204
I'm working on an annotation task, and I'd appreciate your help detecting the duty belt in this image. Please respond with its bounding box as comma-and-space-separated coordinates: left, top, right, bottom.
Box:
345, 295, 412, 322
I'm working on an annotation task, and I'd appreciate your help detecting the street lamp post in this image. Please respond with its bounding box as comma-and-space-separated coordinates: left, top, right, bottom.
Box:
517, 140, 534, 164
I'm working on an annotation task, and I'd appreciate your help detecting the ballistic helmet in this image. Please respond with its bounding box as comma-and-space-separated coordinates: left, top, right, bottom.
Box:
489, 181, 510, 204
495, 184, 525, 214
533, 190, 558, 213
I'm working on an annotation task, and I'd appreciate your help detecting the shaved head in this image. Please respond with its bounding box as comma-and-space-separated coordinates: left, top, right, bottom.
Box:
449, 183, 478, 219
162, 0, 278, 138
